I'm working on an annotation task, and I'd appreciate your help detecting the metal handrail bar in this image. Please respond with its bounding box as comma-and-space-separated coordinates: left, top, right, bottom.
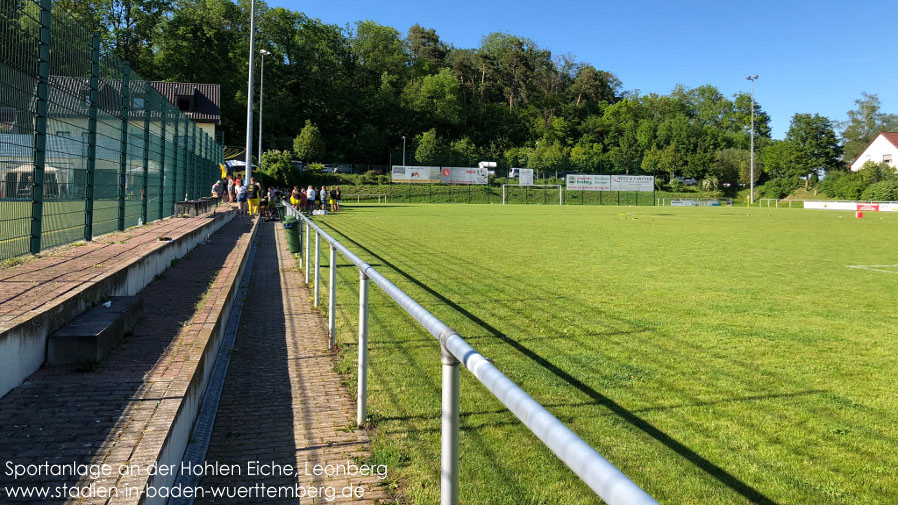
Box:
283, 204, 658, 505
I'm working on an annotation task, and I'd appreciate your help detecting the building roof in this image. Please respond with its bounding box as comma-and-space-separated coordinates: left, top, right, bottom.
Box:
150, 82, 220, 123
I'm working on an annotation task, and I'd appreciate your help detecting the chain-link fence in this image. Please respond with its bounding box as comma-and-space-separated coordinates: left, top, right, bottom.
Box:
0, 0, 223, 261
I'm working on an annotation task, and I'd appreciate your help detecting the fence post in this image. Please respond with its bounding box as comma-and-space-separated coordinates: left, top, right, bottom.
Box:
171, 117, 179, 214
158, 101, 167, 219
328, 244, 336, 349
357, 270, 369, 426
304, 221, 310, 284
141, 81, 151, 224
314, 231, 320, 306
440, 334, 460, 505
31, 0, 52, 254
84, 32, 100, 241
118, 62, 130, 231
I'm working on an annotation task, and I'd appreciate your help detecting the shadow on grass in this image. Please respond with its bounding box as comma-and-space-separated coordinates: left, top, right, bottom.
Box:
319, 220, 780, 505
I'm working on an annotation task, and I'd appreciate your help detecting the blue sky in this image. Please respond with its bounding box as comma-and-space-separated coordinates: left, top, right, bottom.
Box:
271, 0, 896, 139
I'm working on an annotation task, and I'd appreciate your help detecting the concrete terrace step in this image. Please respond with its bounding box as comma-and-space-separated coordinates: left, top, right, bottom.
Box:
0, 207, 236, 398
0, 215, 259, 505
47, 296, 144, 365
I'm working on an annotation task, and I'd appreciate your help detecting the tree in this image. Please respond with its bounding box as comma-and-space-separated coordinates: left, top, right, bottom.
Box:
786, 113, 843, 184
450, 137, 479, 166
402, 68, 464, 128
415, 128, 447, 165
840, 93, 898, 163
293, 120, 326, 162
713, 148, 752, 186
407, 24, 447, 74
261, 149, 296, 187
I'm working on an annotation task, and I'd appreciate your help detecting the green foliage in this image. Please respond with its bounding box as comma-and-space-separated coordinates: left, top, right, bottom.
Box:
414, 128, 447, 164
759, 177, 799, 199
840, 92, 898, 163
860, 180, 898, 201
820, 161, 898, 200
293, 120, 326, 162
261, 149, 296, 187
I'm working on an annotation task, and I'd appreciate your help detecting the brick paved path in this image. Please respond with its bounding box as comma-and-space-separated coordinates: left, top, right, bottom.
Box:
0, 206, 234, 328
195, 221, 390, 504
0, 216, 254, 504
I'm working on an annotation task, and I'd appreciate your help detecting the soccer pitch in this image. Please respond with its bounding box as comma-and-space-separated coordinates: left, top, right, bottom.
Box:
311, 204, 897, 505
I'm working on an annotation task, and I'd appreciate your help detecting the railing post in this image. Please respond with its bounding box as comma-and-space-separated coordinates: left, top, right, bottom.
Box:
314, 231, 320, 306
141, 81, 151, 224
118, 62, 130, 231
31, 0, 52, 254
440, 333, 460, 505
357, 270, 369, 426
328, 244, 336, 349
84, 32, 99, 241
304, 221, 310, 284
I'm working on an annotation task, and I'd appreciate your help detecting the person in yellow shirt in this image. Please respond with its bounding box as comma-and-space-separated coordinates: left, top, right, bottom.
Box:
247, 177, 262, 216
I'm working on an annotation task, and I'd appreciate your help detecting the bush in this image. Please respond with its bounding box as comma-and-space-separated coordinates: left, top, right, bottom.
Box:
759, 177, 799, 199
860, 180, 898, 202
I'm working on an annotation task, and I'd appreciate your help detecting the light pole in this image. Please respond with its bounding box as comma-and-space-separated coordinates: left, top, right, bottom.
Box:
258, 49, 270, 173
401, 136, 406, 166
243, 0, 257, 183
746, 74, 758, 205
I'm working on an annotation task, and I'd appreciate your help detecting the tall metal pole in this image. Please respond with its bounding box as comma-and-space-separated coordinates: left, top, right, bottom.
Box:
402, 136, 406, 166
328, 244, 336, 350
244, 0, 257, 183
746, 74, 758, 205
258, 49, 269, 171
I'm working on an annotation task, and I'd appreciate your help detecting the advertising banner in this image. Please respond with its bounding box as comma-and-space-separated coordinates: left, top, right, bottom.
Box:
609, 175, 655, 192
519, 168, 534, 186
392, 165, 440, 183
566, 174, 610, 191
440, 167, 488, 185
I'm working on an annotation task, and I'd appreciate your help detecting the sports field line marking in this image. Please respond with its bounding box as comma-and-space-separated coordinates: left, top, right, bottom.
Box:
846, 264, 898, 275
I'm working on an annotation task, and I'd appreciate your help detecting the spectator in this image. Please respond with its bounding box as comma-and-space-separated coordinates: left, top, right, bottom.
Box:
329, 186, 337, 212
211, 180, 223, 199
235, 180, 247, 216
335, 186, 342, 211
227, 176, 235, 203
247, 177, 262, 217
300, 188, 308, 213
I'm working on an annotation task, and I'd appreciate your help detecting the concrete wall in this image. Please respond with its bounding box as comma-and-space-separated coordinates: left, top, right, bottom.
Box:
0, 212, 233, 399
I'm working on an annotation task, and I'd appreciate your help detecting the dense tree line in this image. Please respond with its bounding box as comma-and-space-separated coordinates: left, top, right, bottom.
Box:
64, 0, 895, 196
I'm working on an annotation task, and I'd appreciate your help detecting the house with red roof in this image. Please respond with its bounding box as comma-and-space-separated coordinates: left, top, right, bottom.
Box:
850, 132, 898, 172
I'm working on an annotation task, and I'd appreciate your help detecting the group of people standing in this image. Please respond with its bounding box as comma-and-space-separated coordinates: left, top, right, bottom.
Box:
214, 174, 270, 217
289, 185, 342, 214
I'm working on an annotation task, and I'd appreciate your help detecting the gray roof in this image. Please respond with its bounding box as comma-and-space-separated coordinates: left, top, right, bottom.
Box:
150, 82, 221, 123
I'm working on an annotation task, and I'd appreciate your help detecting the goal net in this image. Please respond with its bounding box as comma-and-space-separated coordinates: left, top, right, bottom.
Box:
502, 184, 563, 205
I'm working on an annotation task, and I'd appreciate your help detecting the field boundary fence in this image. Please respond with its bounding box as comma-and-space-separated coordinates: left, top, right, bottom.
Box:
0, 0, 223, 261
283, 203, 659, 505
340, 184, 657, 206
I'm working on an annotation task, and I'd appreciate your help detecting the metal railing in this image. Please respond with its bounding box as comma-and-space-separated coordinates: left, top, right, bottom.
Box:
283, 203, 659, 505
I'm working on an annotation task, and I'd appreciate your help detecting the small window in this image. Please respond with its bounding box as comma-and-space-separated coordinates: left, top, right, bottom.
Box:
132, 97, 145, 110
883, 154, 893, 164
176, 95, 193, 112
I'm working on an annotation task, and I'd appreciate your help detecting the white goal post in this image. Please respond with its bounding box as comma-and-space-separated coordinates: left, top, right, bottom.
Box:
502, 184, 563, 205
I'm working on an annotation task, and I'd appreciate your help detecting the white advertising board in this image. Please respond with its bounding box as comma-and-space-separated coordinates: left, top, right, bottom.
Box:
440, 167, 488, 185
566, 174, 610, 191
392, 165, 440, 183
519, 168, 534, 186
610, 175, 655, 192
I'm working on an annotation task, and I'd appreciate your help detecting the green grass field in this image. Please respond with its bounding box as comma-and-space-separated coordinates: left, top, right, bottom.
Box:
306, 204, 898, 504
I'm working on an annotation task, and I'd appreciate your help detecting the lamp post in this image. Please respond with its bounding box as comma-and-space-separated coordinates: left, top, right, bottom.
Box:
243, 0, 257, 183
746, 74, 758, 205
258, 49, 270, 172
401, 136, 406, 166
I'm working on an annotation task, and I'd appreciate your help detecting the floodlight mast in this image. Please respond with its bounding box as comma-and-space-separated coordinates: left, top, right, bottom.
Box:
746, 75, 758, 204
243, 0, 257, 183
258, 49, 271, 170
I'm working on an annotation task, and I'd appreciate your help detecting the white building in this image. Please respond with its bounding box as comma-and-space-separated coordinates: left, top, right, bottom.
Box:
850, 132, 898, 172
